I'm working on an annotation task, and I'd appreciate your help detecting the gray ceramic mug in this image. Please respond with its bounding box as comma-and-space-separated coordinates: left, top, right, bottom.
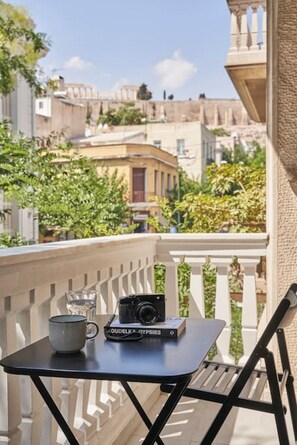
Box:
49, 314, 99, 354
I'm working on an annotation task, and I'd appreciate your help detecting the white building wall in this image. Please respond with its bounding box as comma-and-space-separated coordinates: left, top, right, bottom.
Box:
110, 122, 217, 180
36, 97, 51, 117
10, 76, 35, 137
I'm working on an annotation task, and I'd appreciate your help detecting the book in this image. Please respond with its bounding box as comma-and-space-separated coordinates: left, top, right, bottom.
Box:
105, 316, 186, 339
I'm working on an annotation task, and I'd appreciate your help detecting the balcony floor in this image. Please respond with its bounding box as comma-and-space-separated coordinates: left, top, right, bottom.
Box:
124, 392, 296, 445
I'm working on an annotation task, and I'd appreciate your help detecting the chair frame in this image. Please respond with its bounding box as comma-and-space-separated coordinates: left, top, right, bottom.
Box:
161, 284, 297, 445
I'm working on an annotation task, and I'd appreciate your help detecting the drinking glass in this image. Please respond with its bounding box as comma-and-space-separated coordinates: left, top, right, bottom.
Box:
65, 290, 97, 322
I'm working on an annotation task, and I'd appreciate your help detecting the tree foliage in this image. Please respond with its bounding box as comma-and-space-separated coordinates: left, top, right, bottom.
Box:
210, 127, 231, 137
0, 1, 49, 95
0, 232, 29, 248
148, 156, 266, 234
0, 122, 133, 238
222, 141, 265, 168
136, 83, 152, 100
97, 103, 147, 126
179, 163, 265, 232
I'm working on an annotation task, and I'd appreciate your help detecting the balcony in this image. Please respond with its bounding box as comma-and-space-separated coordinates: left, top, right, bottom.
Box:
132, 190, 147, 203
0, 233, 295, 444
225, 1, 267, 123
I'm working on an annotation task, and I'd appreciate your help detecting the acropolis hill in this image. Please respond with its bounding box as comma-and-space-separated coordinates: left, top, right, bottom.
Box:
77, 97, 266, 146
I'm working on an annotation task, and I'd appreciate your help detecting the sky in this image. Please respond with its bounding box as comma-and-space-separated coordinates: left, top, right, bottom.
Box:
9, 0, 239, 101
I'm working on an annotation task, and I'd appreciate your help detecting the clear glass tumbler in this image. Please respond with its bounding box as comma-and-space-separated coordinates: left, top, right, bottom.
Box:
65, 290, 97, 322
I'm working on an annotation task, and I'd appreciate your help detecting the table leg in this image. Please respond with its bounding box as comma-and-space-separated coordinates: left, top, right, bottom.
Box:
31, 375, 79, 445
142, 377, 191, 445
123, 377, 191, 445
121, 381, 165, 445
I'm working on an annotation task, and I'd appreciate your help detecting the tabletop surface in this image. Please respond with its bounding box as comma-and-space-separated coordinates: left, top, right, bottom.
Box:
0, 315, 225, 383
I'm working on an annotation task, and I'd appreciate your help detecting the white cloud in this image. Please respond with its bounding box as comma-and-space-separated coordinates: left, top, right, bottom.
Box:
154, 50, 197, 89
64, 56, 92, 70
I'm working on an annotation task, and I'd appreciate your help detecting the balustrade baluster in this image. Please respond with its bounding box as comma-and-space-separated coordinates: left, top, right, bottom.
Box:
164, 260, 180, 316
240, 6, 249, 51
262, 5, 266, 49
212, 258, 234, 364
250, 6, 259, 50
186, 257, 206, 318
0, 312, 22, 444
238, 257, 260, 365
229, 6, 240, 51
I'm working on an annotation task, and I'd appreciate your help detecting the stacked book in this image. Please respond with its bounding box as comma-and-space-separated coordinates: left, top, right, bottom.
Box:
105, 316, 186, 339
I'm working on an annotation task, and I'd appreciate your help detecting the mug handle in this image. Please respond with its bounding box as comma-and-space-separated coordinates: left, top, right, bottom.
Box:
86, 321, 99, 339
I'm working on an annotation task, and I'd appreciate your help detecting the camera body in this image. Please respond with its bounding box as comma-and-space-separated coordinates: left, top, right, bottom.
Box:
118, 293, 166, 325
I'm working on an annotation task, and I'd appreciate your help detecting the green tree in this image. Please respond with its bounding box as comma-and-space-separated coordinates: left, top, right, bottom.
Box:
0, 232, 29, 248
177, 163, 266, 233
0, 1, 49, 95
222, 141, 266, 167
0, 122, 133, 238
148, 162, 265, 234
86, 102, 92, 124
147, 168, 211, 231
210, 127, 231, 137
97, 103, 146, 126
137, 83, 152, 100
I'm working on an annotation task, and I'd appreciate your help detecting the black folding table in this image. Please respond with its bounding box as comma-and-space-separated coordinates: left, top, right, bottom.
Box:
0, 315, 225, 445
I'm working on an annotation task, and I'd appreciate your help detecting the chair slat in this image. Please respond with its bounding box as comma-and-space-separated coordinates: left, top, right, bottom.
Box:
240, 372, 258, 398
215, 367, 239, 394
202, 366, 227, 391
191, 363, 217, 387
251, 372, 268, 401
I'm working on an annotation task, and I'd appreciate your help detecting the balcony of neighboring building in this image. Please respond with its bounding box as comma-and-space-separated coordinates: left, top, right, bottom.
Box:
225, 0, 267, 123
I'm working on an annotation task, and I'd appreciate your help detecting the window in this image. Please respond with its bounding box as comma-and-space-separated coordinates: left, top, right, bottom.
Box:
154, 170, 159, 195
153, 140, 161, 149
161, 172, 165, 196
167, 174, 171, 195
39, 101, 44, 109
203, 141, 206, 159
176, 139, 185, 157
132, 168, 146, 202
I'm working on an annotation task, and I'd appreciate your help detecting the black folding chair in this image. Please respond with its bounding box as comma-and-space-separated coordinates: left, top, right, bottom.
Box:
161, 283, 297, 445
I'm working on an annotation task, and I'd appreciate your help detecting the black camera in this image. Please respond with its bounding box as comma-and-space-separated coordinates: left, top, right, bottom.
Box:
118, 293, 166, 325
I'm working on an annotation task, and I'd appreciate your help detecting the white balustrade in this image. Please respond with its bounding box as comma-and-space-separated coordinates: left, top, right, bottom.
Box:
227, 1, 266, 57
0, 233, 268, 444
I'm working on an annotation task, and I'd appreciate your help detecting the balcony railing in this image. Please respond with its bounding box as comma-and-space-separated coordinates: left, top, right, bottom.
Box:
0, 233, 268, 444
227, 0, 266, 60
132, 190, 146, 202
225, 0, 267, 122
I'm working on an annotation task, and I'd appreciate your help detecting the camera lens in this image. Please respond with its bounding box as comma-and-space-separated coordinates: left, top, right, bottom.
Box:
137, 303, 158, 325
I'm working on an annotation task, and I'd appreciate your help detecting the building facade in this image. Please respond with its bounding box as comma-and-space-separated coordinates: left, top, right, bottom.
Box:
91, 122, 222, 180
74, 142, 178, 232
36, 95, 86, 140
